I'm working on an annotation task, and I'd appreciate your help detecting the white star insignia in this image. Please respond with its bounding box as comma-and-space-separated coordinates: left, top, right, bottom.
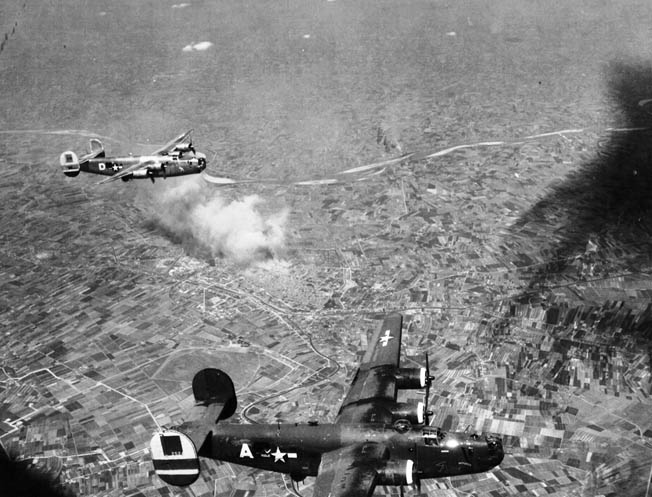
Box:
379, 329, 393, 347
272, 447, 286, 462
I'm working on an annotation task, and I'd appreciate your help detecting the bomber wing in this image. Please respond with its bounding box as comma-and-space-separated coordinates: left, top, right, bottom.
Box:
335, 314, 403, 424
151, 129, 193, 156
313, 443, 387, 497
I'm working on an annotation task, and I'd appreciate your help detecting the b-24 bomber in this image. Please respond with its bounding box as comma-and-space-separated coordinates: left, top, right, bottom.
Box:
59, 129, 206, 183
150, 314, 504, 497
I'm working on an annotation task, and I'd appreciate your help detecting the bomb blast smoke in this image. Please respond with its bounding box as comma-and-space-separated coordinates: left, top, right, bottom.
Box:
143, 177, 288, 264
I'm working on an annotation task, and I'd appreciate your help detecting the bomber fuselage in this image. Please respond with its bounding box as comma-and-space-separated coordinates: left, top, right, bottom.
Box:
79, 154, 206, 179
200, 423, 503, 481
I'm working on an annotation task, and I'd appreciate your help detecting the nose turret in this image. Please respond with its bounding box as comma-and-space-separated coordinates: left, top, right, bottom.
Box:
476, 434, 503, 470
196, 152, 207, 170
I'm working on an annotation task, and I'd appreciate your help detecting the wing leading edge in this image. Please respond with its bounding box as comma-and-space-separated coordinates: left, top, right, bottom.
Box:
151, 129, 193, 156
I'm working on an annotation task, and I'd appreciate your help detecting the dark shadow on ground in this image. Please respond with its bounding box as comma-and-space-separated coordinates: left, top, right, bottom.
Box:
510, 61, 652, 300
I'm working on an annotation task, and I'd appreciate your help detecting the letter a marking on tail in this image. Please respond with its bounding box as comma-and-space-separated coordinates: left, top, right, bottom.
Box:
240, 443, 254, 459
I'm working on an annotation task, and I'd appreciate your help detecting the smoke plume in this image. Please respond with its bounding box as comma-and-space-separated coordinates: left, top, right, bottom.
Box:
144, 177, 288, 264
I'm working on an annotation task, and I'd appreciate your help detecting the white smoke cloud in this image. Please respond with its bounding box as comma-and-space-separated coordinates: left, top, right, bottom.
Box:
146, 177, 288, 265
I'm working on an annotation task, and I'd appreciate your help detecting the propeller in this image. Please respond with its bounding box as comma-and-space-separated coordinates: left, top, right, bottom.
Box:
401, 464, 422, 497
410, 472, 422, 496
424, 353, 434, 425
400, 479, 421, 497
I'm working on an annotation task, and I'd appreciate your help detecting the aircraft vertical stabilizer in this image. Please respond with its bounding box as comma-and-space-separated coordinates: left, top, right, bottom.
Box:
59, 151, 80, 177
88, 138, 105, 157
150, 368, 237, 486
150, 430, 200, 486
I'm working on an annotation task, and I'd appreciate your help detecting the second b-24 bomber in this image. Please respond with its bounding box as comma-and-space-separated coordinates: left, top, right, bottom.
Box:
59, 129, 206, 183
150, 314, 504, 497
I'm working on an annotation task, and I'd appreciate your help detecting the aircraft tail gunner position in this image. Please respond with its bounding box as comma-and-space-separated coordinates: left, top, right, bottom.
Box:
59, 129, 207, 184
150, 314, 504, 496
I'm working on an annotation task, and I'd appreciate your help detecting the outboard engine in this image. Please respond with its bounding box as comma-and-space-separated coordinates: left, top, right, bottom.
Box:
395, 367, 427, 389
59, 151, 80, 177
175, 142, 195, 154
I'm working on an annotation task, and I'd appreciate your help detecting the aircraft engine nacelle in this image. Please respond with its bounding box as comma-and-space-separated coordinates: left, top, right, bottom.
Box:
395, 367, 427, 389
392, 401, 425, 425
59, 151, 80, 177
377, 460, 417, 486
175, 142, 193, 152
147, 162, 166, 171
131, 169, 150, 178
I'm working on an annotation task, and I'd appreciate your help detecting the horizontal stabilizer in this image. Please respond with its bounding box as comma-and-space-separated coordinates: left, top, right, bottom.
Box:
150, 430, 200, 486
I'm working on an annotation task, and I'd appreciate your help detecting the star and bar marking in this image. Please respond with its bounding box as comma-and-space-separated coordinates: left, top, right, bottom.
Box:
379, 329, 394, 347
240, 443, 297, 462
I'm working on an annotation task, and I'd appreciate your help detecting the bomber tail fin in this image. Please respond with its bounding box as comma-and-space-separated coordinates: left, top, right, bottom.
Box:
84, 138, 105, 159
150, 430, 201, 486
59, 139, 104, 178
151, 369, 237, 487
77, 138, 105, 162
192, 368, 237, 424
189, 368, 237, 453
59, 151, 80, 177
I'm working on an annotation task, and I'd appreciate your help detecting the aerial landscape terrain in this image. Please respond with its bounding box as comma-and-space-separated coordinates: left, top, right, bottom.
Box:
1, 0, 652, 496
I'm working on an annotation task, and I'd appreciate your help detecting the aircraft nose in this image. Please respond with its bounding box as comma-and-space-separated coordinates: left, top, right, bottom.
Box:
469, 434, 503, 472
197, 153, 207, 169
485, 435, 504, 466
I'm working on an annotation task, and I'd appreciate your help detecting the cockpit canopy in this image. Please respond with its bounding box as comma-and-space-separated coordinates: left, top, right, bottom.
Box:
422, 427, 445, 446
